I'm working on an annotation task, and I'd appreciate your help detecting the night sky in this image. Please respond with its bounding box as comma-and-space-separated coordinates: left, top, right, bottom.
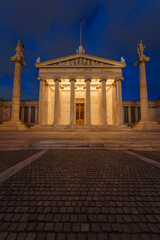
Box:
0, 0, 160, 101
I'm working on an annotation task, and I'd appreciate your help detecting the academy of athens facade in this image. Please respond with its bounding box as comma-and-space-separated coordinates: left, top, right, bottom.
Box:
35, 46, 126, 127
0, 43, 160, 130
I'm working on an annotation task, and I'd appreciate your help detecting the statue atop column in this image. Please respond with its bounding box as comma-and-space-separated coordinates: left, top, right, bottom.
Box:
137, 40, 146, 56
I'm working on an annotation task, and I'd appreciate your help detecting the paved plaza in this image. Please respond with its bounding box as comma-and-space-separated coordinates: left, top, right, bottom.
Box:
0, 149, 160, 240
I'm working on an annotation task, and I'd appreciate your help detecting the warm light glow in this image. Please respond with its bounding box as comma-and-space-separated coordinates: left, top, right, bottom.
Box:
46, 78, 116, 91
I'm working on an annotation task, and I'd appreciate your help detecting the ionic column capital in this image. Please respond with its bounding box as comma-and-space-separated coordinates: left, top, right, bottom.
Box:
115, 77, 124, 82
69, 78, 76, 82
100, 78, 108, 82
54, 78, 61, 83
85, 77, 91, 82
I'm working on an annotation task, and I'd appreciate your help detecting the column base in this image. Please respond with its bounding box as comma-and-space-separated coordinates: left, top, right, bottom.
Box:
116, 123, 129, 128
69, 124, 76, 128
0, 120, 28, 131
133, 121, 160, 130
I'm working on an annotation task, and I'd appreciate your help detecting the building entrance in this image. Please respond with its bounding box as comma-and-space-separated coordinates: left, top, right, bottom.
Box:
76, 103, 84, 125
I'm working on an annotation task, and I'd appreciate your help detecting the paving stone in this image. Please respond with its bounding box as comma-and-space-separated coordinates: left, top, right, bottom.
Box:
108, 233, 121, 240
6, 233, 17, 240
77, 233, 87, 240
46, 233, 56, 240
56, 233, 66, 240
54, 223, 63, 232
36, 222, 44, 231
81, 223, 90, 232
63, 223, 71, 232
91, 223, 101, 232
36, 233, 47, 240
0, 232, 8, 240
70, 214, 77, 222
25, 233, 36, 240
17, 233, 27, 240
97, 233, 108, 240
72, 223, 80, 232
67, 233, 76, 240
44, 222, 54, 231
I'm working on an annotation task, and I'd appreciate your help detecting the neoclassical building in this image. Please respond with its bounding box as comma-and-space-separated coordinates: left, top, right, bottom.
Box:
0, 43, 159, 130
35, 45, 126, 127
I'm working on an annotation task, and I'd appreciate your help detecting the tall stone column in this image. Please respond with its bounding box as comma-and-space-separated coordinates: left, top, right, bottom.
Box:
44, 84, 49, 125
135, 55, 150, 122
10, 62, 22, 121
70, 78, 76, 126
0, 40, 27, 130
85, 78, 91, 125
38, 79, 45, 125
112, 84, 117, 125
10, 41, 26, 122
133, 40, 159, 129
100, 78, 107, 125
54, 78, 61, 125
116, 77, 124, 125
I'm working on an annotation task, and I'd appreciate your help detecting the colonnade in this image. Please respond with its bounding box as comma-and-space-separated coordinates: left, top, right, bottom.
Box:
20, 106, 39, 124
38, 77, 124, 126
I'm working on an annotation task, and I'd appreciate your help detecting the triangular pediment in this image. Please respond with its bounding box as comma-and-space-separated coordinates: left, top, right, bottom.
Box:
35, 53, 126, 68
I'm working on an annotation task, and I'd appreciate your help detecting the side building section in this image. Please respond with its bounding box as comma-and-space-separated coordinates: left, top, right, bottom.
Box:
0, 98, 159, 126
0, 99, 39, 126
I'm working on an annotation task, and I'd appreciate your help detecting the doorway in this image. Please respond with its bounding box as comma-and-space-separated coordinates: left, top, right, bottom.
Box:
76, 103, 84, 125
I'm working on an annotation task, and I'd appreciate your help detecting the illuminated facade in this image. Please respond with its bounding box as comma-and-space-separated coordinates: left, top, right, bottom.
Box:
35, 46, 126, 127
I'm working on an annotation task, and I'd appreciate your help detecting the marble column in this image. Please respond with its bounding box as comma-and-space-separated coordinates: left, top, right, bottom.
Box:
21, 106, 24, 122
135, 106, 138, 122
38, 79, 45, 125
44, 84, 49, 125
128, 106, 132, 126
112, 84, 117, 125
70, 78, 76, 125
116, 77, 124, 125
35, 106, 38, 124
135, 55, 150, 122
85, 78, 91, 125
100, 78, 107, 125
10, 41, 26, 122
54, 78, 61, 125
28, 106, 31, 125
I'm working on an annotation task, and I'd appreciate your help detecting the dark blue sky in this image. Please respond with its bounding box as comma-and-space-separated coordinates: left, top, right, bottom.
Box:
0, 0, 160, 100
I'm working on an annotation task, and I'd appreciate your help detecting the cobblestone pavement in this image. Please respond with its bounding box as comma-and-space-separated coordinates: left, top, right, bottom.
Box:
133, 151, 160, 163
0, 150, 160, 240
0, 151, 39, 173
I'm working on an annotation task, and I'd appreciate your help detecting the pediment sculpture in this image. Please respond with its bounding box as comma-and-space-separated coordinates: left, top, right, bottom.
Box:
50, 57, 111, 67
